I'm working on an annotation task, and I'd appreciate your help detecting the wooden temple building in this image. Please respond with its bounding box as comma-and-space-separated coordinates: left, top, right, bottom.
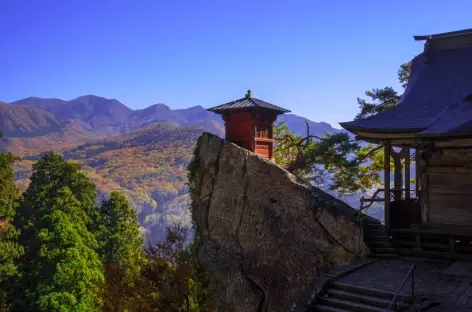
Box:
340, 29, 472, 259
207, 90, 290, 161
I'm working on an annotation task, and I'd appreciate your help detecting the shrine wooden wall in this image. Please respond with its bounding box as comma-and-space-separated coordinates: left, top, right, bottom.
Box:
254, 122, 273, 159
224, 112, 254, 150
255, 141, 271, 159
223, 109, 277, 160
424, 147, 472, 226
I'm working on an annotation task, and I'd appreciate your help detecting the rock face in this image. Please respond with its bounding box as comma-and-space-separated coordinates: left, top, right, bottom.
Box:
188, 133, 370, 312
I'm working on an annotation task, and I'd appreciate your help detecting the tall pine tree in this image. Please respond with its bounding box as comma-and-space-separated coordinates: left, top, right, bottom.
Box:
0, 130, 24, 310
11, 152, 104, 312
97, 191, 144, 276
274, 61, 412, 194
96, 191, 145, 312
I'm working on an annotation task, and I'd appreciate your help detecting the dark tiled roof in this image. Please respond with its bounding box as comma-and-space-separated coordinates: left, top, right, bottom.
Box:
207, 96, 290, 114
419, 100, 472, 135
340, 47, 472, 134
414, 28, 472, 41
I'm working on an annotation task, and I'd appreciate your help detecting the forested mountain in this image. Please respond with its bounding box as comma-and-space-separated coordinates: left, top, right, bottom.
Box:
0, 101, 62, 136
0, 102, 102, 155
12, 95, 133, 136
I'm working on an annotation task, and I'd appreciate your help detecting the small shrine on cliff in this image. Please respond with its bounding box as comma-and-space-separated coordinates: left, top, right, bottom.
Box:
207, 90, 290, 161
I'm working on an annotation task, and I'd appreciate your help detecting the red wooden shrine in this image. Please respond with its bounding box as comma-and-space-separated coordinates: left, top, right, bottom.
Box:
207, 90, 290, 161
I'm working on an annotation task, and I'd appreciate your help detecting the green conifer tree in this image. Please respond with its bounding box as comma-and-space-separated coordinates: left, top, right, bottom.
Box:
96, 191, 145, 311
97, 191, 144, 276
11, 153, 104, 312
0, 134, 24, 310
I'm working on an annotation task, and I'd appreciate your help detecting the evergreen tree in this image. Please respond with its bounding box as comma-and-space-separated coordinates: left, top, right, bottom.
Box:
97, 191, 145, 312
0, 133, 24, 310
14, 152, 99, 234
11, 153, 104, 312
97, 191, 144, 276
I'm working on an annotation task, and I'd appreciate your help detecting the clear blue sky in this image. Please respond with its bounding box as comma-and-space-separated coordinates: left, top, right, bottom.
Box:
2, 0, 472, 128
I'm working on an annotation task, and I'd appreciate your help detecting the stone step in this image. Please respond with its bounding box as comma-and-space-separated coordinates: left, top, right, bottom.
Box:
317, 297, 384, 312
369, 241, 392, 248
314, 304, 350, 312
368, 229, 388, 235
371, 247, 397, 254
369, 236, 390, 242
391, 239, 416, 247
329, 282, 413, 302
324, 266, 365, 278
374, 254, 399, 259
326, 289, 409, 309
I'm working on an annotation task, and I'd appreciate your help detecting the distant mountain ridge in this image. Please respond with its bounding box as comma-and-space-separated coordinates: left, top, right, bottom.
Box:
8, 94, 339, 139
11, 95, 133, 136
0, 101, 103, 154
0, 101, 62, 137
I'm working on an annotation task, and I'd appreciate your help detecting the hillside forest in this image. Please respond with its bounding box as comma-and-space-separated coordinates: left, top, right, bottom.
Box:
0, 143, 212, 312
0, 62, 411, 311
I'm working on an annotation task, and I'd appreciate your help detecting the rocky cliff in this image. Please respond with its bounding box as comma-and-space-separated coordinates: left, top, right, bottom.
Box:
188, 133, 370, 312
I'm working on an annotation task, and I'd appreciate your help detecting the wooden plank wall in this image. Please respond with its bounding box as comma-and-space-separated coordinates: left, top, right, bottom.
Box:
225, 112, 254, 145
426, 148, 472, 226
255, 141, 271, 159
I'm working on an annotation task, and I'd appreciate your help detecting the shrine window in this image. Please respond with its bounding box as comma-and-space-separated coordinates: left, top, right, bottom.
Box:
256, 125, 270, 138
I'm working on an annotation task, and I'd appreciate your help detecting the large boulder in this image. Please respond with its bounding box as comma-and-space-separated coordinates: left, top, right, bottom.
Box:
188, 132, 369, 312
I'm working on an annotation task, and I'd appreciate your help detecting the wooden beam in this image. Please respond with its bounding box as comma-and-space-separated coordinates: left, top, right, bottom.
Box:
426, 166, 472, 175
405, 147, 411, 200
384, 142, 391, 229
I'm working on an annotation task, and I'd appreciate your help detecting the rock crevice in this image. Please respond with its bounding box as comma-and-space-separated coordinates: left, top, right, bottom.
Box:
189, 133, 369, 312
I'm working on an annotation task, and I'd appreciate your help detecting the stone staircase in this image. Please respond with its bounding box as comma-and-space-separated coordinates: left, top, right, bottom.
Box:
363, 220, 398, 259
314, 281, 414, 312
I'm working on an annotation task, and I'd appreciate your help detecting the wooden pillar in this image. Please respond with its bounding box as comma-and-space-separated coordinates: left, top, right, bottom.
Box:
384, 142, 391, 229
223, 113, 230, 141
421, 153, 429, 224
253, 123, 257, 153
405, 147, 411, 200
415, 148, 421, 199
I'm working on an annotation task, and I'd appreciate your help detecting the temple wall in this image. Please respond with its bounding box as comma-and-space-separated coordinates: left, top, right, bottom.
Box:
425, 148, 472, 226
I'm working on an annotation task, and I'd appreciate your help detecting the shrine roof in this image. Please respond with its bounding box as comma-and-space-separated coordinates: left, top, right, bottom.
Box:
207, 90, 291, 115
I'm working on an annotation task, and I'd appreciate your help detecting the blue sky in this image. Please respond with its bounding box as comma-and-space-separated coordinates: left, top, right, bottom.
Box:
1, 0, 472, 127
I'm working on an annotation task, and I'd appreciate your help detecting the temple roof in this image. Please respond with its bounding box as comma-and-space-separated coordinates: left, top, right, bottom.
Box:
414, 28, 472, 41
207, 90, 291, 115
418, 99, 472, 135
340, 32, 472, 137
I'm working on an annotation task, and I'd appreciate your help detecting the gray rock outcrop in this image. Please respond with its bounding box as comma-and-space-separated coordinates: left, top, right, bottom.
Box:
188, 132, 369, 312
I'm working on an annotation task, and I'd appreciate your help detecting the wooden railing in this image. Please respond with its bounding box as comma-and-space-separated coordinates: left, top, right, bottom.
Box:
385, 264, 415, 311
357, 188, 418, 224
389, 189, 418, 201
360, 188, 418, 205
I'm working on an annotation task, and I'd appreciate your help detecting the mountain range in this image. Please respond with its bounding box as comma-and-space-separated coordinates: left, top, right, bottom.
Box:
2, 95, 340, 151
1, 95, 342, 239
